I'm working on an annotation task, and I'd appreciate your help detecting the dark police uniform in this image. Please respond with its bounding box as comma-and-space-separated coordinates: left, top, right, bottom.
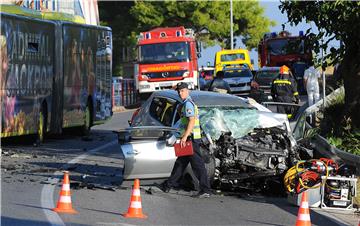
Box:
161, 82, 211, 197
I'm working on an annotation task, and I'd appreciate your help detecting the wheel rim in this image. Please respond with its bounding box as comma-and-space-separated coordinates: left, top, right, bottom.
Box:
38, 112, 44, 142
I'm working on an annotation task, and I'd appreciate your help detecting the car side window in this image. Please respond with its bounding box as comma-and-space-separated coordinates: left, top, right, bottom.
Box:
172, 103, 182, 127
149, 97, 177, 126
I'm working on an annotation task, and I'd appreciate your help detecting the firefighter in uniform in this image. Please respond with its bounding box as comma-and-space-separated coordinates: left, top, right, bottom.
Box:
271, 65, 300, 118
158, 82, 211, 198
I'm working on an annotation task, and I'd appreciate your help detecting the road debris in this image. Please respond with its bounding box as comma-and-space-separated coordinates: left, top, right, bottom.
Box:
41, 177, 59, 185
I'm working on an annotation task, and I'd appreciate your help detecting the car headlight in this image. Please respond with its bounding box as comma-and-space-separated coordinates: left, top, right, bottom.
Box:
140, 74, 149, 80
182, 71, 190, 77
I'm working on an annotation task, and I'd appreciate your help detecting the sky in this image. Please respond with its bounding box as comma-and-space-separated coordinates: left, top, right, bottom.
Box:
198, 1, 325, 70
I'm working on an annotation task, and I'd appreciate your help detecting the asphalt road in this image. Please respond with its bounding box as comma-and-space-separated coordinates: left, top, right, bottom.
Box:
1, 109, 355, 226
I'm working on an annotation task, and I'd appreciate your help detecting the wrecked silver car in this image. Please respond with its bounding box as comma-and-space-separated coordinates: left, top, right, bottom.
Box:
120, 90, 300, 190
198, 106, 298, 190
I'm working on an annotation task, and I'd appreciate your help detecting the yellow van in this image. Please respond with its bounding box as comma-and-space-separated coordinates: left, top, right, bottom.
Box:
214, 49, 253, 73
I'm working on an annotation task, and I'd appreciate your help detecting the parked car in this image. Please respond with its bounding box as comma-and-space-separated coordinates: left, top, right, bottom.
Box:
250, 67, 280, 102
119, 90, 305, 191
222, 66, 253, 95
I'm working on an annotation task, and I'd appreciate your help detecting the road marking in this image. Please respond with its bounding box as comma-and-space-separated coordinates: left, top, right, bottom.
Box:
41, 140, 118, 226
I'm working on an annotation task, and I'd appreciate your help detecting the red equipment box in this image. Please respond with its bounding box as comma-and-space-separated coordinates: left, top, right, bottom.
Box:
174, 141, 193, 157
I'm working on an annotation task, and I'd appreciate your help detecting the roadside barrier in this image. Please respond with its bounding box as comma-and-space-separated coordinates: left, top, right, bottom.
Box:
122, 179, 147, 219
295, 191, 311, 226
52, 171, 78, 214
112, 78, 138, 108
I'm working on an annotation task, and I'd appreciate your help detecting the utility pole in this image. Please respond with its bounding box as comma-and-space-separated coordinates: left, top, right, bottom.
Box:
230, 0, 233, 50
321, 33, 326, 108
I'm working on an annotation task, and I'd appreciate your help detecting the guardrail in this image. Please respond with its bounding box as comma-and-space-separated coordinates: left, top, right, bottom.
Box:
112, 78, 138, 108
263, 86, 359, 176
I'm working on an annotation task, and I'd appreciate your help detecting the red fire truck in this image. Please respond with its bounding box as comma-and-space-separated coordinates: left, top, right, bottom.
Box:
258, 30, 312, 68
257, 31, 312, 93
135, 27, 199, 99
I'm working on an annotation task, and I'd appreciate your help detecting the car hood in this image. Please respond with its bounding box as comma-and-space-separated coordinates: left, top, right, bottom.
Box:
224, 77, 252, 84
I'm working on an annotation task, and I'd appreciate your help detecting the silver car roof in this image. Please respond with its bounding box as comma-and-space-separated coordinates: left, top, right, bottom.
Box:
153, 90, 253, 108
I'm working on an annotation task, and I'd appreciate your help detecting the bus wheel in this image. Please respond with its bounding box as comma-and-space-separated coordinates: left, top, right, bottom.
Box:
37, 110, 46, 144
82, 104, 92, 136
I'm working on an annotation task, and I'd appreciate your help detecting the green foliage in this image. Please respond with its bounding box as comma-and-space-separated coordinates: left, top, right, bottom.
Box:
280, 1, 360, 130
328, 131, 360, 156
320, 90, 360, 156
280, 1, 360, 67
130, 1, 275, 49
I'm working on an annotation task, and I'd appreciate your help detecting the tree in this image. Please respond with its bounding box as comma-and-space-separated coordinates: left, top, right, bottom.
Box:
130, 1, 275, 49
280, 1, 360, 129
98, 2, 136, 75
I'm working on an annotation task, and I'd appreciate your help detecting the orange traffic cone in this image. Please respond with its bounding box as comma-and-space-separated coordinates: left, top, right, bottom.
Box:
52, 171, 78, 214
295, 191, 311, 226
122, 179, 147, 218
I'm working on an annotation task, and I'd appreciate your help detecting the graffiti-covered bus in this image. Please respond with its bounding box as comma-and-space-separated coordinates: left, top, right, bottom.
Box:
1, 12, 112, 142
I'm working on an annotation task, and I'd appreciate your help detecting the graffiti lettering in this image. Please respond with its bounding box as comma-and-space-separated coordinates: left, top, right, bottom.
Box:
10, 31, 51, 63
7, 63, 52, 97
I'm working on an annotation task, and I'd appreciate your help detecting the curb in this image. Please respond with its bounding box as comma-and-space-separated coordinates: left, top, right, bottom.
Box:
112, 103, 141, 113
112, 106, 126, 113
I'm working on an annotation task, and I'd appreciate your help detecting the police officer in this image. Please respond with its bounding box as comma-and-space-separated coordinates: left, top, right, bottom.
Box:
208, 71, 231, 94
271, 65, 300, 118
158, 82, 211, 198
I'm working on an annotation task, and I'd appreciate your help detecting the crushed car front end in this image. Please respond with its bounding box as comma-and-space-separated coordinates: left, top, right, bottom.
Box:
198, 105, 299, 191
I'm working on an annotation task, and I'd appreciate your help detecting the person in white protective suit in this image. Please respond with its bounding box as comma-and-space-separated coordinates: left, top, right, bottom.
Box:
303, 62, 321, 107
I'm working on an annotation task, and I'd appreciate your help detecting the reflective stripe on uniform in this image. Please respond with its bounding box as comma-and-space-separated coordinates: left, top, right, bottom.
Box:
179, 100, 201, 139
273, 80, 292, 85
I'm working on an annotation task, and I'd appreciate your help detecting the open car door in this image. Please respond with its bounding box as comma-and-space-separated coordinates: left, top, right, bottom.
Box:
115, 126, 178, 181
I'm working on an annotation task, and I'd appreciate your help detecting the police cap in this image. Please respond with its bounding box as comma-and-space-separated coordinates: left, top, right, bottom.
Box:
176, 82, 190, 90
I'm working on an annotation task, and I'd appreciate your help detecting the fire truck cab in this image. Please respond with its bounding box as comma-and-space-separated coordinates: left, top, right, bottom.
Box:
258, 30, 312, 68
258, 30, 312, 94
135, 27, 199, 99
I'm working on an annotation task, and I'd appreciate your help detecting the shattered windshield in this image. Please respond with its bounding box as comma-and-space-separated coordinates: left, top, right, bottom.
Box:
199, 107, 259, 140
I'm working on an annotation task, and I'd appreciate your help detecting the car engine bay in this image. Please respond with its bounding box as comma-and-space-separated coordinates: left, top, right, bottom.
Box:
202, 126, 301, 192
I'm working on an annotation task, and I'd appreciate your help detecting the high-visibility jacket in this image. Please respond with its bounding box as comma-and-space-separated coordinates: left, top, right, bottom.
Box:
271, 74, 299, 118
271, 74, 299, 102
178, 98, 201, 140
